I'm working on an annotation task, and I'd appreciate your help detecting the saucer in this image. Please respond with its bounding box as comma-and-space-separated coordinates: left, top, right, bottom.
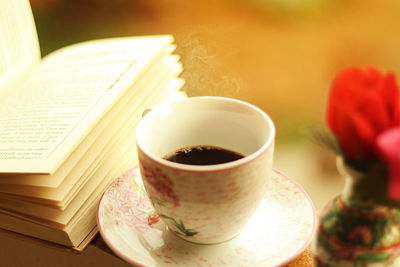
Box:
97, 167, 316, 267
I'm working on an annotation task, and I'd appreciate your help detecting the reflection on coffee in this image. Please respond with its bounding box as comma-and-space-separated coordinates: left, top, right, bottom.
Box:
163, 145, 244, 165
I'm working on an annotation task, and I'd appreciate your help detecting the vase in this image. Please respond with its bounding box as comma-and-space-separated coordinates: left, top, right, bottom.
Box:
313, 157, 400, 267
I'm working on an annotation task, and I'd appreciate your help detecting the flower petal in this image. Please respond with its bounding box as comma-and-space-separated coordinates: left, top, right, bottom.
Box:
327, 67, 400, 162
383, 73, 400, 125
376, 128, 400, 200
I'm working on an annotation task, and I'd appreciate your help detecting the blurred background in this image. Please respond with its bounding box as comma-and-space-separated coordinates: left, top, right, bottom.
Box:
29, 0, 400, 212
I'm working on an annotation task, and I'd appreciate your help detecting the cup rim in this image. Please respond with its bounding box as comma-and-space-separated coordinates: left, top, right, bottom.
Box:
136, 96, 275, 172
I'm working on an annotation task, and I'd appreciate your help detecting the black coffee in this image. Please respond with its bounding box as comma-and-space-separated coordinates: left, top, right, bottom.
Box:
163, 145, 244, 165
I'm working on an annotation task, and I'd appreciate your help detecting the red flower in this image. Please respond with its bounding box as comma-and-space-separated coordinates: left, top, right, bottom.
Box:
327, 67, 400, 161
376, 128, 400, 200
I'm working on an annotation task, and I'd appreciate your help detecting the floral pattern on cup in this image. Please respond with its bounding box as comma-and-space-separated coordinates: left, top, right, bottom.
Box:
151, 197, 200, 237
160, 214, 199, 237
104, 167, 197, 237
139, 160, 179, 206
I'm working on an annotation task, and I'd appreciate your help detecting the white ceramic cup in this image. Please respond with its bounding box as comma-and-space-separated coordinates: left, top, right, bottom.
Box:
136, 96, 275, 244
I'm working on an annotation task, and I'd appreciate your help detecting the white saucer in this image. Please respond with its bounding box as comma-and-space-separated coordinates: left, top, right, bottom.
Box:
97, 167, 316, 267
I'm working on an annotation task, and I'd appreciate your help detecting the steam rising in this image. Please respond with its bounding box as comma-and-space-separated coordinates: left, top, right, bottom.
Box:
176, 29, 242, 98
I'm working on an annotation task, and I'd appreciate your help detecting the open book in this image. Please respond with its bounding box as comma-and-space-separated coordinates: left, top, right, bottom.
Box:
0, 0, 184, 251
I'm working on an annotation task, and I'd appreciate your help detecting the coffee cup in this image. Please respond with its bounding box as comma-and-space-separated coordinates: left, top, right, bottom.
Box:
136, 96, 275, 244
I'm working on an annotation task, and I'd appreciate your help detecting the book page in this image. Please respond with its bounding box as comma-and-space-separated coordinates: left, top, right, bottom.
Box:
0, 212, 72, 247
0, 133, 137, 227
0, 54, 179, 187
0, 36, 173, 173
0, 79, 184, 226
0, 78, 184, 248
0, 64, 182, 203
0, 0, 40, 94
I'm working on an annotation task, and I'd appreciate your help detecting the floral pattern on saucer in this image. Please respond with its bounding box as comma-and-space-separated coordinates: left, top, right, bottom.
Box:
102, 168, 156, 232
97, 167, 316, 267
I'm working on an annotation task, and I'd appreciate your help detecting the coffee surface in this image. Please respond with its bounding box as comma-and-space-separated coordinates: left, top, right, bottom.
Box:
164, 145, 244, 165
